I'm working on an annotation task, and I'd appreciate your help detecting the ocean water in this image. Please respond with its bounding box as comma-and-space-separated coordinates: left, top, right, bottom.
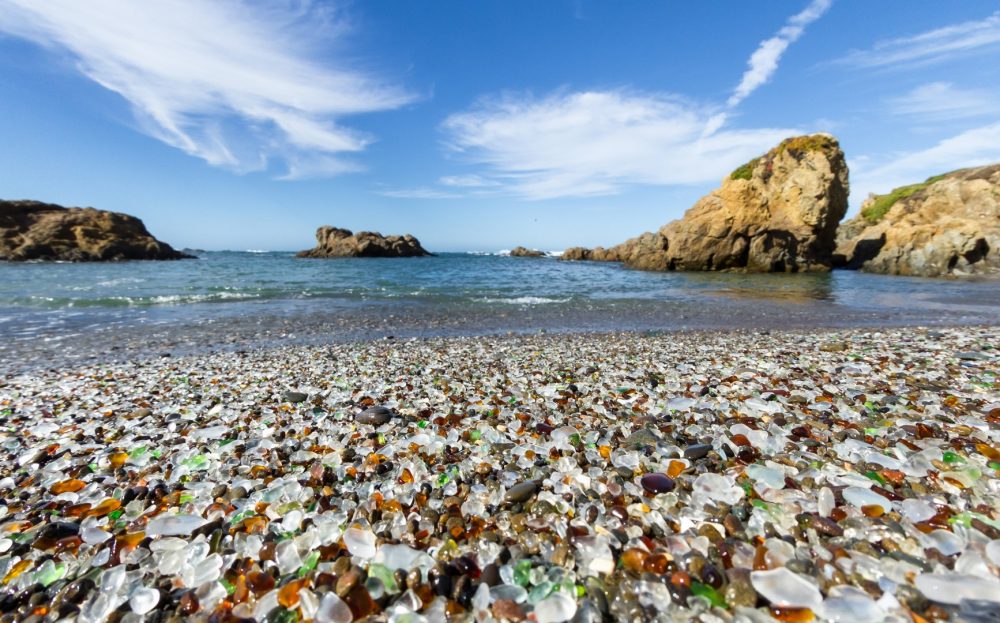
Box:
1, 251, 998, 370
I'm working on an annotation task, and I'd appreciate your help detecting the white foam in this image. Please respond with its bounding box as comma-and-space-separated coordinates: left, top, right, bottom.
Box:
478, 296, 570, 305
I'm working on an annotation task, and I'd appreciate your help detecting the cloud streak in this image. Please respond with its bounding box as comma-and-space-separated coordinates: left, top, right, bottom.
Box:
0, 0, 413, 177
838, 11, 1000, 68
376, 187, 463, 199
442, 90, 797, 200
727, 0, 832, 107
852, 122, 1000, 205
886, 82, 1000, 121
428, 1, 828, 201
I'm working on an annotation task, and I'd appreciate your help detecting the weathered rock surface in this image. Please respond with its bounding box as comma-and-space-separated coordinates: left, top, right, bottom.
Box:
834, 164, 1000, 277
510, 246, 545, 257
0, 200, 192, 262
297, 226, 431, 258
562, 134, 849, 272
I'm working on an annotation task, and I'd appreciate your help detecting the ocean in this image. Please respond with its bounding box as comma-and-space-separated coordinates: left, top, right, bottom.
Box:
1, 251, 998, 371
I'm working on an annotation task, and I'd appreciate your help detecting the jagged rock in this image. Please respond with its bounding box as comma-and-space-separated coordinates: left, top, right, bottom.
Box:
509, 246, 545, 257
0, 200, 192, 262
561, 134, 849, 272
834, 164, 1000, 277
297, 226, 431, 258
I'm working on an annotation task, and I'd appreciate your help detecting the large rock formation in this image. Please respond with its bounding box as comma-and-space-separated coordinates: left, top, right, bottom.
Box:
0, 200, 192, 262
297, 226, 431, 258
562, 134, 849, 272
834, 164, 1000, 277
509, 246, 545, 257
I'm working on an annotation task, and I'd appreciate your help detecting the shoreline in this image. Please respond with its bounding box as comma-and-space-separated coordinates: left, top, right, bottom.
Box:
3, 295, 999, 376
0, 326, 997, 620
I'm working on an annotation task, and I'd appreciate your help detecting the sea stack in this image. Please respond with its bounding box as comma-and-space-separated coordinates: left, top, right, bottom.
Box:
834, 164, 1000, 277
562, 133, 849, 272
297, 226, 432, 258
510, 246, 545, 257
0, 200, 193, 262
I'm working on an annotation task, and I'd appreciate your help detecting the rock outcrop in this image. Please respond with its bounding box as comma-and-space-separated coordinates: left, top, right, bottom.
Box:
297, 226, 431, 258
834, 164, 1000, 277
0, 200, 192, 262
509, 246, 545, 257
562, 134, 849, 272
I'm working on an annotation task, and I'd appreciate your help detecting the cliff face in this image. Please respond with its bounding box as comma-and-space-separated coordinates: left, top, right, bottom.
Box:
0, 200, 192, 262
297, 226, 431, 258
562, 134, 849, 273
834, 164, 1000, 277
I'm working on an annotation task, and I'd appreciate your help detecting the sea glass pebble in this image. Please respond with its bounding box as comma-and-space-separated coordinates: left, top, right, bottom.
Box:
751, 568, 823, 610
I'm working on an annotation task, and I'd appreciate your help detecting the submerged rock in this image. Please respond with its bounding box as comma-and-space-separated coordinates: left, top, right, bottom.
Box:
562, 134, 849, 272
0, 200, 193, 262
297, 226, 431, 258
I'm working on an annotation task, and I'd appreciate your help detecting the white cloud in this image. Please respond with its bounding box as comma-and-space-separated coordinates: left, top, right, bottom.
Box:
839, 11, 1000, 68
0, 0, 413, 176
431, 1, 827, 201
439, 174, 500, 188
886, 82, 1000, 120
727, 0, 832, 107
377, 187, 462, 199
442, 90, 797, 200
851, 122, 1000, 204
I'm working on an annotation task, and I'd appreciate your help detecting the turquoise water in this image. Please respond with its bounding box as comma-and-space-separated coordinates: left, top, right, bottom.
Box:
0, 251, 998, 370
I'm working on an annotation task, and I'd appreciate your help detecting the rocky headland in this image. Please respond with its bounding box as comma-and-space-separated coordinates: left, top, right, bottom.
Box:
0, 200, 192, 261
297, 226, 431, 258
509, 246, 546, 257
834, 164, 1000, 277
563, 134, 849, 272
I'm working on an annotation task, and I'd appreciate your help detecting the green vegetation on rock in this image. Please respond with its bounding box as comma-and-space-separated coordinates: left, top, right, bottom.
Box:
861, 173, 948, 224
730, 158, 758, 181
775, 134, 838, 157
730, 134, 837, 181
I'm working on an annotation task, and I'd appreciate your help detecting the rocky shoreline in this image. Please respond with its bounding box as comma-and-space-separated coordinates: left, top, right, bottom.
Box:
0, 200, 191, 262
0, 327, 997, 621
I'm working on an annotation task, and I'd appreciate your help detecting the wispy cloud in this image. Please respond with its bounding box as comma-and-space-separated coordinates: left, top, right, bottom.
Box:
727, 0, 832, 107
442, 90, 796, 200
0, 0, 414, 177
431, 1, 827, 201
852, 122, 1000, 203
439, 175, 500, 188
838, 11, 1000, 68
376, 187, 462, 199
885, 82, 1000, 120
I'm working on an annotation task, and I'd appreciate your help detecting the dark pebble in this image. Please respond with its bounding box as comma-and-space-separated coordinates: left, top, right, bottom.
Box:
282, 391, 308, 403
505, 482, 538, 504
640, 473, 675, 494
683, 444, 713, 460
356, 406, 394, 426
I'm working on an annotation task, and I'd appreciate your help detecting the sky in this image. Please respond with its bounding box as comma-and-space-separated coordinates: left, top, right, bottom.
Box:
1, 1, 999, 252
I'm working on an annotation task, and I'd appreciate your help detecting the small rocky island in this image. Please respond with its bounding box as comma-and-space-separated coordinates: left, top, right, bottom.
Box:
563, 133, 849, 272
0, 200, 192, 261
510, 246, 546, 257
834, 164, 1000, 277
297, 226, 431, 258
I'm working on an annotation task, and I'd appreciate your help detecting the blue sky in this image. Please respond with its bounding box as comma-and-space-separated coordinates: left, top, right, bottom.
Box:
1, 1, 999, 252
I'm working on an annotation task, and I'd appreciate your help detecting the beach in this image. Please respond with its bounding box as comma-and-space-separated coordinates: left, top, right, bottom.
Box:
1, 325, 997, 621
